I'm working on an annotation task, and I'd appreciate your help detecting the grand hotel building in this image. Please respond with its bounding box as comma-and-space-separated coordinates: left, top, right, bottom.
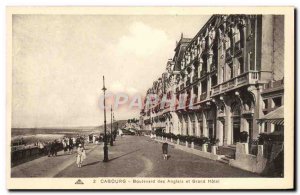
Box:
140, 15, 284, 147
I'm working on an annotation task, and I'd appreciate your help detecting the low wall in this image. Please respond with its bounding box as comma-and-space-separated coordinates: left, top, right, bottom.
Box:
154, 137, 224, 161
174, 144, 223, 161
229, 143, 267, 173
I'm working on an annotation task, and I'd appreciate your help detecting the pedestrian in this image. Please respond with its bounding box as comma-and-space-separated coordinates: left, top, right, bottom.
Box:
37, 140, 44, 155
46, 141, 51, 157
68, 137, 73, 154
63, 138, 68, 154
162, 142, 168, 160
51, 140, 58, 157
76, 144, 85, 168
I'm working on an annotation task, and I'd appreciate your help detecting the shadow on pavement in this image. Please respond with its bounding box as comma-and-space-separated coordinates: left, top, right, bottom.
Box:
109, 149, 141, 162
83, 160, 101, 167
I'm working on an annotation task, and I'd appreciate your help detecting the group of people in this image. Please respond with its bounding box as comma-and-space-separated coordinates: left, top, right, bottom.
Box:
45, 139, 61, 157
61, 135, 85, 155
61, 135, 86, 168
34, 135, 87, 168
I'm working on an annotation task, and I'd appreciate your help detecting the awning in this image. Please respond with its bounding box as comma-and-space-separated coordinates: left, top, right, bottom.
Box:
257, 106, 284, 125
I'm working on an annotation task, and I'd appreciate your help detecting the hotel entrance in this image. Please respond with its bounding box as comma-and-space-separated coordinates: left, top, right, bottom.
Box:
232, 118, 241, 144
231, 102, 241, 144
208, 121, 215, 139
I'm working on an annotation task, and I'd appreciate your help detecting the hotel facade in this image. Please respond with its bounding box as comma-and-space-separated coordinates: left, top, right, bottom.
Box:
140, 15, 284, 147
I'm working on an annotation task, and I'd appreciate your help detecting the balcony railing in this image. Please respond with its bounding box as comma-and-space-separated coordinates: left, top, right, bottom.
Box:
211, 71, 260, 96
211, 85, 220, 96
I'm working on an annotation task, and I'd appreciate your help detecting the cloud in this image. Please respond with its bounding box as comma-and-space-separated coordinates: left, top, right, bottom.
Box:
12, 15, 210, 128
111, 81, 138, 95
117, 22, 169, 57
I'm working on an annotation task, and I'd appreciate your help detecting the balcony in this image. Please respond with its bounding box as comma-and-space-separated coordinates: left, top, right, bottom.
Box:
262, 78, 284, 94
211, 71, 260, 96
211, 85, 220, 96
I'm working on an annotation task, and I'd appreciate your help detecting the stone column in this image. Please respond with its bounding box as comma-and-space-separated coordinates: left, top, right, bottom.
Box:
195, 114, 200, 137
224, 104, 232, 145
166, 118, 169, 133
187, 114, 192, 136
197, 82, 201, 103
216, 119, 224, 146
171, 112, 179, 135
203, 111, 208, 137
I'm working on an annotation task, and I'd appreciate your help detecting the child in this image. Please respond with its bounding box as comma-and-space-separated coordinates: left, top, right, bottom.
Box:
76, 144, 85, 168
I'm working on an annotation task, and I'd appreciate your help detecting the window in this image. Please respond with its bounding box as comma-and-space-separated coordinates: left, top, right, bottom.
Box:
194, 63, 199, 77
275, 124, 283, 132
228, 63, 234, 79
211, 74, 218, 87
246, 18, 253, 37
272, 97, 282, 108
264, 122, 268, 133
238, 57, 244, 74
201, 81, 207, 93
199, 121, 203, 136
202, 55, 207, 72
263, 99, 268, 109
193, 86, 198, 96
248, 51, 255, 70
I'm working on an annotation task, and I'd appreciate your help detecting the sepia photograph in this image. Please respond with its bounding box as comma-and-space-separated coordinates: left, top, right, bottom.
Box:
6, 6, 294, 190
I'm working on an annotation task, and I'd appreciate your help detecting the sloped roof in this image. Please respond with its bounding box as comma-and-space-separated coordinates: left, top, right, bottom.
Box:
258, 106, 284, 125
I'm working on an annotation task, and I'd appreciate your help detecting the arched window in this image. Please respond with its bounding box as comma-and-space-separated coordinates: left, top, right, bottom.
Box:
243, 98, 254, 112
231, 102, 241, 116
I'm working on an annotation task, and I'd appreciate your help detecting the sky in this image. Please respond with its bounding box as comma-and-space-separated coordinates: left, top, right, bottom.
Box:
12, 14, 211, 128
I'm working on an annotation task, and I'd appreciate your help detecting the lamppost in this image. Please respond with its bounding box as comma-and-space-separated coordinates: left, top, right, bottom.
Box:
110, 105, 114, 146
116, 122, 119, 138
102, 76, 109, 162
112, 112, 115, 141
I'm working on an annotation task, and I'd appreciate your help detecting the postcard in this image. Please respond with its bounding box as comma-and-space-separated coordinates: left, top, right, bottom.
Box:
6, 6, 294, 190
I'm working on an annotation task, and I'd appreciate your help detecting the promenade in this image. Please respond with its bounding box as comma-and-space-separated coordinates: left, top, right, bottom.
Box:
11, 136, 259, 178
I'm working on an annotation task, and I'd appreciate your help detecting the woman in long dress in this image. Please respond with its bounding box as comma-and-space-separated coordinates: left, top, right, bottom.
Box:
76, 144, 85, 168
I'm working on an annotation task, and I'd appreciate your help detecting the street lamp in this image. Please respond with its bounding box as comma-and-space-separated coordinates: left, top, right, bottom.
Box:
110, 105, 114, 146
116, 122, 119, 139
112, 112, 116, 141
102, 76, 109, 162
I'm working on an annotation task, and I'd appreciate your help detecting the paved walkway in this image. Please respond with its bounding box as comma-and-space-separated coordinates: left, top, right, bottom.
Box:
11, 144, 98, 177
11, 136, 260, 178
